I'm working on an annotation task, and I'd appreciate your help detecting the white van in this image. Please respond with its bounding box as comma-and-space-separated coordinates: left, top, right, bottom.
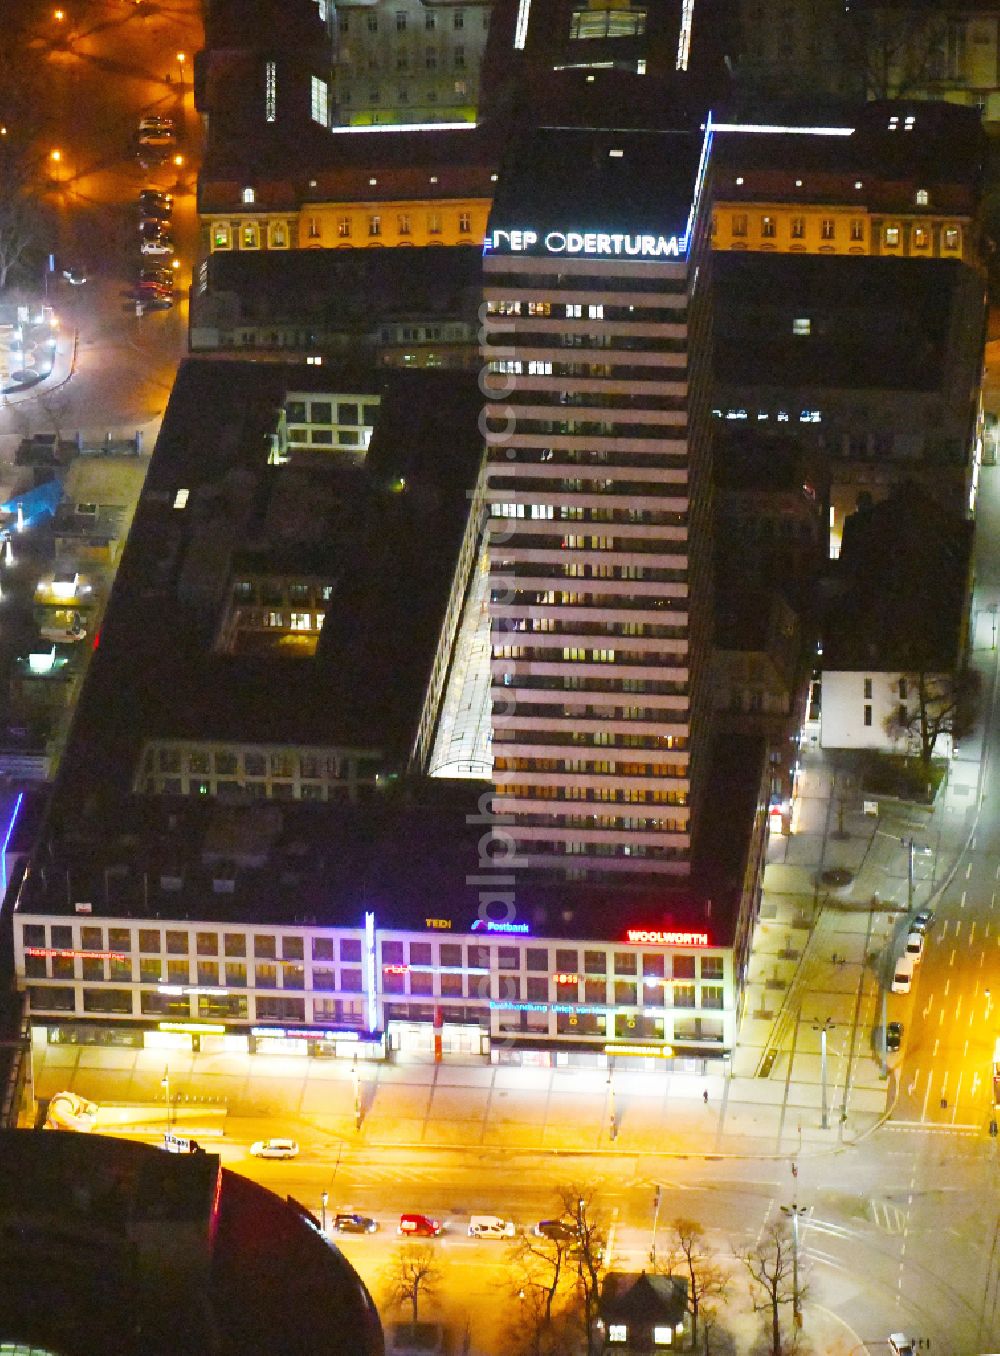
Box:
468, 1215, 516, 1239
891, 954, 915, 994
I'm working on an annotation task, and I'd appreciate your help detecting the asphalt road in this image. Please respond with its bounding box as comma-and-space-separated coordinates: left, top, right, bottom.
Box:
3, 0, 200, 440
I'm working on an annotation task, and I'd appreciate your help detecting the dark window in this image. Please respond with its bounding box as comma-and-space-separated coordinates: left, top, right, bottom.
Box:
313, 967, 336, 991
525, 949, 548, 972
555, 948, 578, 972
409, 942, 432, 965
282, 935, 304, 961
440, 944, 462, 967
285, 401, 307, 423
498, 947, 519, 971
340, 968, 362, 992
584, 950, 606, 974
29, 986, 74, 1011
311, 401, 332, 423
864, 704, 873, 726
83, 988, 133, 1014
196, 932, 218, 956
338, 402, 359, 425
441, 973, 463, 997
23, 924, 45, 948
381, 940, 404, 964
341, 938, 362, 963
51, 925, 73, 949
410, 971, 433, 996
700, 956, 724, 980
613, 952, 637, 975
25, 954, 46, 979
224, 934, 246, 957
254, 935, 276, 959
526, 976, 548, 1002
673, 956, 696, 980
81, 927, 103, 952
313, 937, 334, 961
165, 931, 188, 955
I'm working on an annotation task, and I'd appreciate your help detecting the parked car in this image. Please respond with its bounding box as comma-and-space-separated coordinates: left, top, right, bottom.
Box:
886, 1021, 903, 1052
468, 1215, 516, 1239
139, 229, 174, 257
139, 267, 174, 287
139, 115, 175, 134
398, 1213, 442, 1238
334, 1213, 378, 1234
138, 296, 173, 312
911, 910, 935, 933
534, 1219, 576, 1242
249, 1137, 299, 1159
139, 189, 173, 218
61, 263, 88, 285
891, 955, 914, 994
905, 931, 924, 962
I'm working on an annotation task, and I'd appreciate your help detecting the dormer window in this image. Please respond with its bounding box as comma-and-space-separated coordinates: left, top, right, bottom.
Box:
915, 188, 929, 207
242, 186, 255, 204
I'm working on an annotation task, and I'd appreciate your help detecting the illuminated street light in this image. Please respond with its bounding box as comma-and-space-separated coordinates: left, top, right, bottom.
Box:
49, 149, 62, 163
176, 51, 186, 85
53, 8, 65, 19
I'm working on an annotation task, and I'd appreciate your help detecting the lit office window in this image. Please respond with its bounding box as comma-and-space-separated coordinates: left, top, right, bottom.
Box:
265, 61, 276, 122
310, 75, 329, 126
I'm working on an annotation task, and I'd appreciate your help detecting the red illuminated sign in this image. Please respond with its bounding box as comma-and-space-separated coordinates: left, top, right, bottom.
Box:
25, 946, 130, 961
553, 973, 579, 985
383, 963, 408, 975
625, 929, 711, 948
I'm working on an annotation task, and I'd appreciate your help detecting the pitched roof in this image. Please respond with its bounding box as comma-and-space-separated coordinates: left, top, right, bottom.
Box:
600, 1270, 689, 1324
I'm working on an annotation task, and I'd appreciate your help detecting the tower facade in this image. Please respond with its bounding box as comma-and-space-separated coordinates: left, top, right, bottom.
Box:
482, 122, 715, 879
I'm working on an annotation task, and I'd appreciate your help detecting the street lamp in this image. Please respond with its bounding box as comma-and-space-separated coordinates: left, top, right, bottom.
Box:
780, 1163, 808, 1330
813, 1018, 834, 1130
320, 1190, 328, 1233
176, 51, 186, 85
160, 1066, 172, 1130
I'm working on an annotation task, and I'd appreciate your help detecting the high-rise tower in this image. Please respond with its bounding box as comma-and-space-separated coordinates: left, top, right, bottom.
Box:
482, 120, 715, 879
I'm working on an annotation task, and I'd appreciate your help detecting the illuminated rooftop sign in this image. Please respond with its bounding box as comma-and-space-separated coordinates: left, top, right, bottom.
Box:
486, 229, 685, 260
626, 929, 711, 947
471, 919, 530, 934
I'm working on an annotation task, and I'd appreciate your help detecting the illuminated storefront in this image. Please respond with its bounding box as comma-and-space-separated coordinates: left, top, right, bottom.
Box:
15, 912, 735, 1067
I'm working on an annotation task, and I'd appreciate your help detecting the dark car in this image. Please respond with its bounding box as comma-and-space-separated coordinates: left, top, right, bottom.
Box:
139, 188, 172, 210
886, 1022, 903, 1052
139, 267, 174, 287
334, 1213, 377, 1235
533, 1219, 576, 1242
911, 910, 935, 933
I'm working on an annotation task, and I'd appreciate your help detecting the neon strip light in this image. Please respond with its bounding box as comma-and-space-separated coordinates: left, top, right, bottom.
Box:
364, 910, 378, 1030
513, 0, 531, 49
251, 1026, 363, 1041
605, 1044, 673, 1058
327, 122, 476, 135
1, 792, 23, 898
712, 122, 854, 136
683, 113, 713, 254
676, 0, 694, 71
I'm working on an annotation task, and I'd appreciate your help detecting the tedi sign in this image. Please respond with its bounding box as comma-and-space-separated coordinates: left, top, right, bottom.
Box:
487, 228, 685, 260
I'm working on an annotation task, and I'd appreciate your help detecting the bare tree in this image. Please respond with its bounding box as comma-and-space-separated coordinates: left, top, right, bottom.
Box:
555, 1185, 607, 1356
501, 1229, 585, 1356
840, 5, 950, 99
661, 1217, 729, 1353
379, 1242, 443, 1327
739, 1222, 803, 1356
0, 53, 49, 292
883, 668, 979, 770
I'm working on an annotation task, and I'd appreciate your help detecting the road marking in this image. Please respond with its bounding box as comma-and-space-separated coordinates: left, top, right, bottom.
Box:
921, 1070, 932, 1121
945, 979, 951, 996
968, 863, 974, 879
939, 1007, 945, 1026
956, 996, 962, 1022
952, 1072, 964, 1124
950, 948, 957, 967
962, 891, 968, 907
992, 894, 997, 910
973, 1071, 981, 1097
909, 1069, 919, 1096
971, 922, 978, 944
934, 1039, 941, 1057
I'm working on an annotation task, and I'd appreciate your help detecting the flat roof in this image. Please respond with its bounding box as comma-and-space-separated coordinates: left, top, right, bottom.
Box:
20, 739, 763, 950
49, 360, 484, 814
714, 254, 966, 393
